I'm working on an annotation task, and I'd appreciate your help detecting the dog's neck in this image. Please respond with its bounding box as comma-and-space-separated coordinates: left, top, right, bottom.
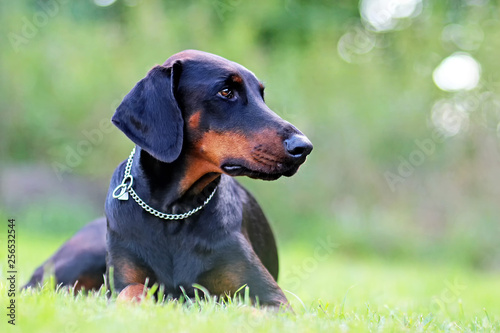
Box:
135, 146, 221, 210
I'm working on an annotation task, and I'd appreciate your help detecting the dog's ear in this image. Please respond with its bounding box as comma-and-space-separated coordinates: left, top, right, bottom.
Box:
112, 62, 184, 163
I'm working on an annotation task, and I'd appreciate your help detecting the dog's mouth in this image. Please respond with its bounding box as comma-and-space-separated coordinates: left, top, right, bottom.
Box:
219, 140, 311, 181
221, 160, 302, 181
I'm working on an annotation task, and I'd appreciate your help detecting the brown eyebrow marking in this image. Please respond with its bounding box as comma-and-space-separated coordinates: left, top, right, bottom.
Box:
230, 75, 243, 84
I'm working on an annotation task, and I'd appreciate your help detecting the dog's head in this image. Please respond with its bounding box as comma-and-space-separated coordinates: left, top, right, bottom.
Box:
112, 50, 312, 181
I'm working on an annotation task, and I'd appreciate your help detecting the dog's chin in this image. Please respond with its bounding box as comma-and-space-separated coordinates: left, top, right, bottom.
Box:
221, 163, 300, 181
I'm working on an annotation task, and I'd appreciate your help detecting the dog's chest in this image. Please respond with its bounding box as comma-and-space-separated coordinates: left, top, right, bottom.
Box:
107, 176, 245, 296
139, 223, 230, 296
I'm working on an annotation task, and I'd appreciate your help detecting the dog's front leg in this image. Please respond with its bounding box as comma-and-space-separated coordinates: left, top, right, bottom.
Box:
106, 245, 156, 303
197, 237, 289, 309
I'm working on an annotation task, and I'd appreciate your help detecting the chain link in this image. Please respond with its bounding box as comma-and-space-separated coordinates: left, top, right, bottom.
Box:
113, 147, 217, 220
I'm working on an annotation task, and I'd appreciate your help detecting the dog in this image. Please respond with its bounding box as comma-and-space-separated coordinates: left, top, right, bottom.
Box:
24, 50, 313, 307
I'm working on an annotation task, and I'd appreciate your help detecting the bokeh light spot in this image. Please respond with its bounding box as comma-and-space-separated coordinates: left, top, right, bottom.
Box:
431, 99, 469, 137
432, 52, 481, 92
94, 0, 117, 7
360, 0, 422, 32
441, 24, 484, 51
337, 27, 376, 63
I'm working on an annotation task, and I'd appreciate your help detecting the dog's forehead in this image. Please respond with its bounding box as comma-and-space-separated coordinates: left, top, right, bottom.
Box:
163, 50, 258, 80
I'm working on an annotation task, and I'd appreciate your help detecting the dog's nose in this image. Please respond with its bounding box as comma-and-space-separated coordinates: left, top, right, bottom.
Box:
284, 134, 313, 159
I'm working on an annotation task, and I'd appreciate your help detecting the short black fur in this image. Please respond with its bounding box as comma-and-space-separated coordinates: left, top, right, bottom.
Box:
23, 50, 313, 307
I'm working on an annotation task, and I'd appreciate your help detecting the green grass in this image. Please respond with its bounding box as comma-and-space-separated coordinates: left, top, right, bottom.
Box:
1, 233, 499, 333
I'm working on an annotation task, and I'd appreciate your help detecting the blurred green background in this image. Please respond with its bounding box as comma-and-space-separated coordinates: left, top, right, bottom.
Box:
1, 0, 499, 291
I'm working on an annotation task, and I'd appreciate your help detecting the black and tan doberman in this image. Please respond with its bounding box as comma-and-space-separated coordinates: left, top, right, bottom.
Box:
24, 50, 313, 307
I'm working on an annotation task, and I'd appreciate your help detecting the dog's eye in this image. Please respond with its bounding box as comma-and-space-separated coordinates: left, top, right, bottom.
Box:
218, 88, 234, 99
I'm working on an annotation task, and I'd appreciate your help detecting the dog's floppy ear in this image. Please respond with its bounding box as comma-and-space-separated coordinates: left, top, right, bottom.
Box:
112, 62, 184, 163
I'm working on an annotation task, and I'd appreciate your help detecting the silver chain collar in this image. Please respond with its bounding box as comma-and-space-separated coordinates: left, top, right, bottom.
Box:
112, 147, 217, 220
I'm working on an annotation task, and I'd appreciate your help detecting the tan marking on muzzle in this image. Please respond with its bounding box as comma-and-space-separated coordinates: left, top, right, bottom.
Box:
180, 129, 287, 193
